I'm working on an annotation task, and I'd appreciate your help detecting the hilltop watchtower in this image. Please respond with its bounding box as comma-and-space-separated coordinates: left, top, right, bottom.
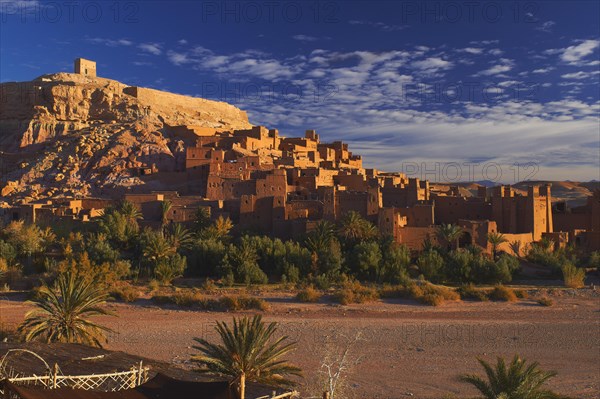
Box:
74, 58, 96, 77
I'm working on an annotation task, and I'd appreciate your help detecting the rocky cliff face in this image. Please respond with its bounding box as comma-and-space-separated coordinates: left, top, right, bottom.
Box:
0, 73, 252, 201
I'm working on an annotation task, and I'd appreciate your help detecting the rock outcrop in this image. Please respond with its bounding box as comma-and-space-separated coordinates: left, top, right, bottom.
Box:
0, 73, 252, 201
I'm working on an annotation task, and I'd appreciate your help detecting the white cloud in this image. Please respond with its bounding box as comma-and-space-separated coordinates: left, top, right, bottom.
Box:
536, 21, 556, 33
167, 51, 190, 66
138, 43, 162, 55
293, 35, 319, 42
87, 37, 133, 47
561, 71, 600, 80
532, 67, 554, 74
348, 20, 406, 32
560, 39, 600, 64
460, 47, 484, 54
411, 57, 453, 73
475, 59, 514, 76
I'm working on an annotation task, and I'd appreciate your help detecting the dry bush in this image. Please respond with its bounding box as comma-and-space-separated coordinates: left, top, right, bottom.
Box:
172, 291, 208, 307
220, 295, 270, 311
456, 284, 490, 302
151, 291, 219, 309
379, 284, 411, 299
297, 286, 321, 303
562, 263, 585, 289
489, 285, 517, 302
147, 279, 160, 291
332, 281, 379, 305
110, 285, 140, 303
537, 296, 554, 306
514, 289, 529, 299
418, 283, 460, 306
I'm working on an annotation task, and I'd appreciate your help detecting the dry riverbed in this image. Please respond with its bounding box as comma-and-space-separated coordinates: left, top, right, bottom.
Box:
1, 290, 598, 398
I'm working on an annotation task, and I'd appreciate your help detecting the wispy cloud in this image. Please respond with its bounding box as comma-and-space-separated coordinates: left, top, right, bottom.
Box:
293, 34, 319, 42
411, 57, 453, 75
536, 21, 556, 33
87, 37, 133, 47
475, 58, 514, 76
551, 39, 600, 65
562, 71, 600, 80
532, 67, 554, 74
349, 20, 406, 32
138, 43, 162, 55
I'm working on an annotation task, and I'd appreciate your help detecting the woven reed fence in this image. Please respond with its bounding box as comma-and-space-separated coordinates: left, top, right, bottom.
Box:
0, 350, 149, 395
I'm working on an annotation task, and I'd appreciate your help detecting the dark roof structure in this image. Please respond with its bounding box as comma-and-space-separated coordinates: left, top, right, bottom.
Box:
1, 374, 239, 399
0, 344, 294, 399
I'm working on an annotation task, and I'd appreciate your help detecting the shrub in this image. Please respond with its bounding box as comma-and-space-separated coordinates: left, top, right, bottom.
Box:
456, 284, 489, 301
151, 291, 217, 309
110, 285, 140, 302
418, 283, 460, 306
296, 286, 321, 303
377, 239, 411, 285
562, 262, 585, 289
154, 254, 186, 284
379, 284, 412, 299
513, 289, 529, 299
588, 251, 600, 271
56, 252, 130, 288
148, 279, 160, 291
348, 241, 382, 281
172, 291, 209, 307
221, 242, 268, 285
489, 285, 517, 302
220, 295, 270, 311
332, 281, 379, 305
416, 250, 445, 283
537, 296, 554, 306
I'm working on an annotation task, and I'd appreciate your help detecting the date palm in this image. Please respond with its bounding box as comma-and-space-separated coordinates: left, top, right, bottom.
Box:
437, 224, 463, 251
143, 231, 176, 261
509, 241, 522, 258
192, 315, 302, 399
305, 220, 336, 254
119, 200, 143, 223
168, 223, 193, 250
460, 355, 565, 399
487, 232, 508, 259
160, 199, 173, 227
18, 273, 113, 348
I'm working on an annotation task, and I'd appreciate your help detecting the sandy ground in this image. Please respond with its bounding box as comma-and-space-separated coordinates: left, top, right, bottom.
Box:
1, 293, 599, 399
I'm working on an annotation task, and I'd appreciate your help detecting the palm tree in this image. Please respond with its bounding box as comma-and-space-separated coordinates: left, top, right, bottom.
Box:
194, 207, 212, 232
119, 200, 143, 223
160, 199, 173, 227
460, 355, 565, 399
143, 231, 176, 262
437, 224, 463, 251
305, 220, 336, 254
18, 273, 113, 348
168, 223, 193, 250
192, 315, 302, 399
487, 232, 508, 259
509, 240, 522, 258
339, 211, 368, 243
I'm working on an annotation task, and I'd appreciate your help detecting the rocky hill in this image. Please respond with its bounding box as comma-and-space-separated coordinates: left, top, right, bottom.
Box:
0, 73, 251, 202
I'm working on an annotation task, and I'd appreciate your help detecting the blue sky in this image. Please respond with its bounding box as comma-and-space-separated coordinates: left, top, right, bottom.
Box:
1, 0, 599, 182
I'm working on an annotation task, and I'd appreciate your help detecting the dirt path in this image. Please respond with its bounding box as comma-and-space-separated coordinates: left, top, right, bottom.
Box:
1, 295, 598, 398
